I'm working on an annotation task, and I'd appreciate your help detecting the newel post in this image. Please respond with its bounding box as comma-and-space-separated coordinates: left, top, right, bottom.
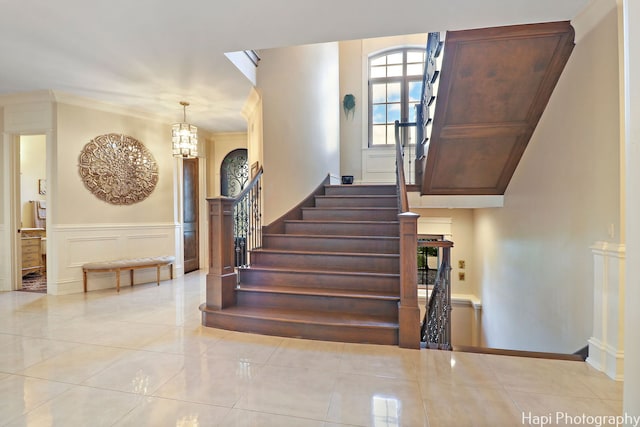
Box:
398, 212, 420, 349
206, 198, 237, 310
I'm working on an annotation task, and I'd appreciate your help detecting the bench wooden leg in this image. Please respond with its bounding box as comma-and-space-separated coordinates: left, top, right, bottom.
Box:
130, 269, 134, 287
156, 265, 160, 286
116, 268, 121, 293
83, 270, 87, 292
169, 263, 174, 280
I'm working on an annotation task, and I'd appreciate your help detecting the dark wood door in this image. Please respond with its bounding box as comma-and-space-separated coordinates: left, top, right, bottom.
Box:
183, 158, 199, 273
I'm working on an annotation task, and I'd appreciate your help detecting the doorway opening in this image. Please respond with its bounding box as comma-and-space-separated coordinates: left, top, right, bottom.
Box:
17, 135, 47, 293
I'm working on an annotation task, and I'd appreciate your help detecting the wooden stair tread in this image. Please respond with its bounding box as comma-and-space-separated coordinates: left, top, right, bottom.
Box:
284, 220, 398, 225
316, 195, 397, 199
302, 207, 397, 210
239, 265, 399, 278
210, 305, 398, 328
251, 248, 399, 258
262, 233, 399, 240
237, 284, 399, 300
323, 184, 394, 188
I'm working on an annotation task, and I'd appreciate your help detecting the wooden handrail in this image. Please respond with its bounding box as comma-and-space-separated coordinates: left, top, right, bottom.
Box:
395, 120, 409, 213
418, 240, 454, 248
233, 166, 263, 207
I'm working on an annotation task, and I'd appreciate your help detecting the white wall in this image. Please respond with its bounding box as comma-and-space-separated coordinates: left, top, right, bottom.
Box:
623, 0, 640, 419
19, 135, 46, 228
474, 5, 621, 353
258, 42, 340, 224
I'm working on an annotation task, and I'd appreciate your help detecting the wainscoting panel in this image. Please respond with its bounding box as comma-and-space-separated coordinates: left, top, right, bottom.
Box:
588, 241, 625, 381
362, 149, 395, 183
0, 225, 7, 291
51, 223, 180, 295
362, 147, 416, 184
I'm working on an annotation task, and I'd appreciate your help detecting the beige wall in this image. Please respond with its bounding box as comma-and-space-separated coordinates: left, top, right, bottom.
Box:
242, 87, 263, 176
0, 107, 6, 290
474, 6, 621, 353
19, 135, 46, 228
258, 42, 341, 224
206, 132, 247, 197
56, 103, 176, 225
413, 208, 476, 296
52, 102, 181, 293
339, 40, 363, 181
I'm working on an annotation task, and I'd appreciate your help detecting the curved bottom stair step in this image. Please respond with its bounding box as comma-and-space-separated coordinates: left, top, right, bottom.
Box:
199, 304, 399, 345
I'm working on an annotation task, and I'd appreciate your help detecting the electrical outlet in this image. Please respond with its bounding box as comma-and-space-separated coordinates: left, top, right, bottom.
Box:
458, 260, 465, 269
458, 272, 465, 281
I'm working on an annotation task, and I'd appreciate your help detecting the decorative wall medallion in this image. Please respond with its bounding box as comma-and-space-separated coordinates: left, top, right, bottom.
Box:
78, 133, 159, 205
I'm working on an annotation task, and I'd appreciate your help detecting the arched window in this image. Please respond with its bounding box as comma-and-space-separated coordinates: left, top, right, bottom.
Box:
368, 47, 425, 146
220, 149, 248, 197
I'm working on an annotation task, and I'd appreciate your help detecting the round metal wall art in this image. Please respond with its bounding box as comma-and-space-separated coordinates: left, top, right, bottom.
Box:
78, 133, 159, 205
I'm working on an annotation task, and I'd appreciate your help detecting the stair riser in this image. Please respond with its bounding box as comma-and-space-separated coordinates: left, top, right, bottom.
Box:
262, 235, 399, 254
236, 291, 398, 317
302, 208, 398, 221
251, 252, 398, 273
285, 222, 399, 236
239, 269, 399, 293
315, 196, 397, 208
201, 309, 399, 345
324, 185, 397, 196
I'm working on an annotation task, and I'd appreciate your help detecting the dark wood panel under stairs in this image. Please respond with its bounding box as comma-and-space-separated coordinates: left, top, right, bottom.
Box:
202, 184, 402, 345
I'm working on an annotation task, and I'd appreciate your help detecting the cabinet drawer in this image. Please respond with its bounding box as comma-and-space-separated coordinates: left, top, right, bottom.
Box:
22, 244, 40, 255
22, 253, 41, 267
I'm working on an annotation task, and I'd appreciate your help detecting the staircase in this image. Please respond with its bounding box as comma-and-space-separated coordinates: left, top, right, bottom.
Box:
201, 184, 403, 345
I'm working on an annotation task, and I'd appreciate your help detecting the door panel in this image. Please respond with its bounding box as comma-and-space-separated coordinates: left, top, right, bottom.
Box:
183, 159, 199, 273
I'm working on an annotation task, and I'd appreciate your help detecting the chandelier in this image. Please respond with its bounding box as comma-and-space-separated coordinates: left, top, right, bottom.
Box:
172, 101, 198, 158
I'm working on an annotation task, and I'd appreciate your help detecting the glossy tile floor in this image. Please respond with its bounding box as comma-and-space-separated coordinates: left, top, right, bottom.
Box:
0, 271, 623, 426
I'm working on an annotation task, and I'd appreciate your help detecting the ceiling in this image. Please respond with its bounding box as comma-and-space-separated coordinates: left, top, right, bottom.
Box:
0, 0, 590, 133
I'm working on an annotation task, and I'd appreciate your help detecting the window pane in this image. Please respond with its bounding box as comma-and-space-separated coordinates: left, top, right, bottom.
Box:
387, 103, 401, 123
372, 84, 386, 103
371, 56, 386, 66
409, 81, 422, 102
407, 51, 425, 64
372, 104, 386, 124
387, 125, 395, 144
387, 52, 402, 64
372, 125, 387, 145
371, 65, 386, 78
407, 63, 423, 76
387, 82, 401, 102
387, 65, 402, 77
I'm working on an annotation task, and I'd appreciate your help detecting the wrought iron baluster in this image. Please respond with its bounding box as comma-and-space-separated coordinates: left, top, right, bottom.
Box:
232, 168, 263, 268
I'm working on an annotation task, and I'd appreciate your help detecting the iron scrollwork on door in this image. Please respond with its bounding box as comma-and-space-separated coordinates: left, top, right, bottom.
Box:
221, 149, 248, 197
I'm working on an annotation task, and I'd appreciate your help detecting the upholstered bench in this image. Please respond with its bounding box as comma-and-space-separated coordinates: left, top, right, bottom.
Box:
82, 256, 175, 292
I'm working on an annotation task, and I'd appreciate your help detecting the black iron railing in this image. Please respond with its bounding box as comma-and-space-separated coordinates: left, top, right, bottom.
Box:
421, 240, 454, 349
233, 167, 263, 267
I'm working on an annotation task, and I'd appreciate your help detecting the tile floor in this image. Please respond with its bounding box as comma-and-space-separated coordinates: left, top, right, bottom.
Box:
0, 271, 623, 426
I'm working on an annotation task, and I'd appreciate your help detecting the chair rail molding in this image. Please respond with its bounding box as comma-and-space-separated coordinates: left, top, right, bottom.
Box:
588, 241, 625, 381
